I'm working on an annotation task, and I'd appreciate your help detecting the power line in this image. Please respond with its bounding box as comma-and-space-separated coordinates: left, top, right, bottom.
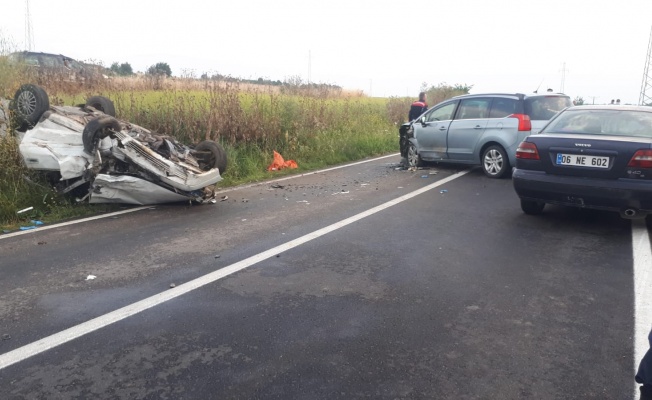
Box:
639, 25, 652, 106
559, 62, 568, 93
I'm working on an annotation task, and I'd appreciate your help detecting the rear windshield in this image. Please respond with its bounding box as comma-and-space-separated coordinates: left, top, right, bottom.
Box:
542, 109, 652, 138
525, 96, 573, 120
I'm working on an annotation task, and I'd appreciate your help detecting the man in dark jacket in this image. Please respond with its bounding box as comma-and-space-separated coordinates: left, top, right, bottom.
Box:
408, 92, 428, 122
638, 328, 652, 400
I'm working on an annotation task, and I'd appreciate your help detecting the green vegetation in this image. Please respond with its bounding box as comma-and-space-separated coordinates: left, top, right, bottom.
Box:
110, 62, 134, 76
147, 62, 172, 77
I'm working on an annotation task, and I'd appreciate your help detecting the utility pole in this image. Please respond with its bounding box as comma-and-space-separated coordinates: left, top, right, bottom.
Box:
307, 50, 311, 84
25, 0, 34, 51
559, 62, 568, 93
639, 26, 652, 106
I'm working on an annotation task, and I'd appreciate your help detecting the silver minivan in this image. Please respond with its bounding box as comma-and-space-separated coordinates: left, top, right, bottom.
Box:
400, 93, 572, 178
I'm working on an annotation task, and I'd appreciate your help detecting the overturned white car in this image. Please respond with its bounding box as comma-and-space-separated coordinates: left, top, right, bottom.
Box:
12, 84, 227, 205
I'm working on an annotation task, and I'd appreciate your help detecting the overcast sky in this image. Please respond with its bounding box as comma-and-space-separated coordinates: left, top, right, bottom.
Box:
1, 0, 651, 104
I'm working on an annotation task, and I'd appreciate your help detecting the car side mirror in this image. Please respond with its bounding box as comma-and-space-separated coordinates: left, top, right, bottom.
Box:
420, 116, 427, 126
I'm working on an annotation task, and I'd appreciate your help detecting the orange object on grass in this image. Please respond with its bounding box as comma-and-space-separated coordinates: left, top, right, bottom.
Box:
267, 151, 298, 171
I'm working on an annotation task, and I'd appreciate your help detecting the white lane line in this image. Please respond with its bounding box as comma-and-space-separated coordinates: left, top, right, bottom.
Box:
1, 154, 400, 239
0, 206, 151, 240
0, 169, 469, 371
633, 218, 652, 396
214, 153, 400, 194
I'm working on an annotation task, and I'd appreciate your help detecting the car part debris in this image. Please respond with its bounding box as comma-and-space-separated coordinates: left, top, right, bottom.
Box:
85, 275, 96, 280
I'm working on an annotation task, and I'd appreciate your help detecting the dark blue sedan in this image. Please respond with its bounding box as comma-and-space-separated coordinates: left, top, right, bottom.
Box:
512, 105, 652, 219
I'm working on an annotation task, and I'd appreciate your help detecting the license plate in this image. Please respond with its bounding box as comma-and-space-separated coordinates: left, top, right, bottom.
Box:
556, 153, 609, 168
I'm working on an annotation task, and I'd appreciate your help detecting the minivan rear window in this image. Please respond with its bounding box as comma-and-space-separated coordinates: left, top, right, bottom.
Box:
525, 96, 572, 120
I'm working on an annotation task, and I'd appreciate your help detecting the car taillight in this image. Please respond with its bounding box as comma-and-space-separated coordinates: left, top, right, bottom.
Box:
516, 141, 540, 160
508, 113, 532, 131
627, 150, 652, 168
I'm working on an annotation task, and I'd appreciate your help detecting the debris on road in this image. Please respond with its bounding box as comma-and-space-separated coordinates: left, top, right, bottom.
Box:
421, 175, 429, 178
220, 195, 228, 202
1, 334, 10, 341
17, 207, 34, 214
215, 255, 221, 259
85, 275, 97, 280
170, 283, 176, 288
440, 189, 448, 194
270, 184, 285, 189
37, 241, 46, 245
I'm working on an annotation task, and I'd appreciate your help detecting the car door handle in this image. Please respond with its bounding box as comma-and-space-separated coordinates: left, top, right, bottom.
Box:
439, 127, 447, 131
474, 125, 483, 129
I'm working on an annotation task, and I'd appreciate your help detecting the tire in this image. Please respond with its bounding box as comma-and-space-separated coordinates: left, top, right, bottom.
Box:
11, 84, 50, 127
194, 140, 228, 173
82, 116, 121, 154
482, 145, 510, 178
521, 199, 545, 215
406, 142, 422, 168
85, 96, 116, 117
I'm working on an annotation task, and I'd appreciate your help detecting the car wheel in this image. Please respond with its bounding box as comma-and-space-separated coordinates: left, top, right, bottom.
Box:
11, 84, 50, 128
482, 145, 510, 178
194, 140, 228, 173
520, 199, 545, 215
82, 116, 122, 154
406, 142, 422, 168
85, 96, 116, 117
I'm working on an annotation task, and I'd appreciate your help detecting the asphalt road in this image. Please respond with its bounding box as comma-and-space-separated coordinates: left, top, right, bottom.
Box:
0, 155, 648, 399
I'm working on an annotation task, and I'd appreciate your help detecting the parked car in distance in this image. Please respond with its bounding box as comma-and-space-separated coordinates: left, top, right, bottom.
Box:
513, 105, 652, 219
8, 51, 105, 81
399, 93, 572, 178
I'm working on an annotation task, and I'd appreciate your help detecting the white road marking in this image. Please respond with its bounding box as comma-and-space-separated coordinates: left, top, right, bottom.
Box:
633, 219, 652, 396
0, 168, 469, 370
0, 153, 400, 239
0, 206, 151, 240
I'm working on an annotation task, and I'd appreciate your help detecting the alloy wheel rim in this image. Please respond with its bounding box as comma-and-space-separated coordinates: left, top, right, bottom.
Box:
17, 91, 37, 116
484, 149, 503, 175
407, 146, 418, 167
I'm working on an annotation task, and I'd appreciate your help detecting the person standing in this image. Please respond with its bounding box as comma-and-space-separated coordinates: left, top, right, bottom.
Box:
637, 328, 652, 400
408, 92, 428, 122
